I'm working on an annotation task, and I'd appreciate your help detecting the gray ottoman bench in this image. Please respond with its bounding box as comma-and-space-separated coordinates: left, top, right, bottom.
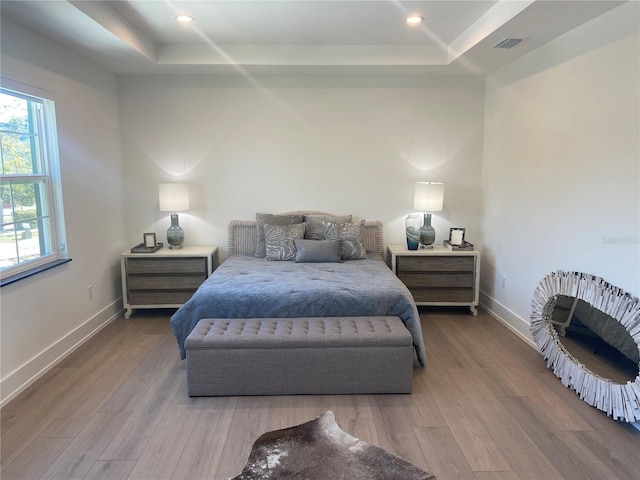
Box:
185, 316, 413, 396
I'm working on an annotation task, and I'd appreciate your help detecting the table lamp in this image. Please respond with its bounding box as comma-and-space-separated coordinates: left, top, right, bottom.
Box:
413, 181, 444, 248
159, 183, 190, 249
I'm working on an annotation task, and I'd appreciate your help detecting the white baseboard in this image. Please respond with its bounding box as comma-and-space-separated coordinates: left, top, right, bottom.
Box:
479, 290, 537, 350
0, 300, 123, 408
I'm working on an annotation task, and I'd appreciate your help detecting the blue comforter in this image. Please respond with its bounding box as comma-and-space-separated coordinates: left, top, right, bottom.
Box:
170, 255, 426, 366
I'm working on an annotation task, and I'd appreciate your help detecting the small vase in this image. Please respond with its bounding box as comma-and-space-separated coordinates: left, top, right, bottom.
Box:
419, 213, 435, 247
405, 214, 421, 250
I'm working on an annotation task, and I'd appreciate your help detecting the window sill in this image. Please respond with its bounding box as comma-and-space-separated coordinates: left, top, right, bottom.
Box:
1, 258, 72, 287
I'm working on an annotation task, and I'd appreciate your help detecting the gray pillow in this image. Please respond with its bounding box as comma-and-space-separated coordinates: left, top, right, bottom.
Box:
264, 223, 306, 261
323, 221, 367, 260
303, 214, 352, 240
294, 239, 342, 263
255, 213, 304, 258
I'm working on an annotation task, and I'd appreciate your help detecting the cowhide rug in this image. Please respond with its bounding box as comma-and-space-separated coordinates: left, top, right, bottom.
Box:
229, 410, 434, 479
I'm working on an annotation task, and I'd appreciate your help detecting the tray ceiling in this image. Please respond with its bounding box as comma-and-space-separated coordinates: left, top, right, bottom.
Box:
0, 1, 626, 75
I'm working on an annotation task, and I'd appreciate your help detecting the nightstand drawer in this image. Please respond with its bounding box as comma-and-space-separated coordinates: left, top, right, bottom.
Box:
127, 274, 206, 290
398, 272, 474, 288
127, 257, 206, 274
410, 288, 475, 303
129, 291, 196, 305
397, 256, 474, 272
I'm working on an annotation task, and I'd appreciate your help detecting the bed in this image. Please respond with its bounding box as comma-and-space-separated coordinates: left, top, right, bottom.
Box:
169, 211, 426, 368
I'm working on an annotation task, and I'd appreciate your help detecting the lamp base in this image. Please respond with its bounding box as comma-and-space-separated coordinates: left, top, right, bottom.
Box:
167, 213, 185, 249
418, 213, 436, 248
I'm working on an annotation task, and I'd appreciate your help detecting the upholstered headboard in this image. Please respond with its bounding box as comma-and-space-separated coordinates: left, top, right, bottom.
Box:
228, 211, 384, 257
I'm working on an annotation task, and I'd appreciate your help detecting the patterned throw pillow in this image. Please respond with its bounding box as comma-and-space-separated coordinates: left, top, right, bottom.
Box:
323, 221, 367, 260
255, 213, 304, 258
303, 214, 352, 240
264, 223, 306, 261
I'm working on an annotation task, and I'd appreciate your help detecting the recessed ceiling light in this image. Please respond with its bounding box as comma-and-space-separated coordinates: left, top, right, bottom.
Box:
406, 15, 425, 25
176, 15, 195, 23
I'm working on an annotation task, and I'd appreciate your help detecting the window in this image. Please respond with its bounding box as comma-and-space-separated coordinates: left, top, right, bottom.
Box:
0, 83, 68, 285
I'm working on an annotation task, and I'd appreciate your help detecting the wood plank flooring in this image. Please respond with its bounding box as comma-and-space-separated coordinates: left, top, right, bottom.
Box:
2, 308, 639, 479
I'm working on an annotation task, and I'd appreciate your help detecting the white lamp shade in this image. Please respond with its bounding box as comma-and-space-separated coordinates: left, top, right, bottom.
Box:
414, 182, 444, 211
159, 183, 190, 212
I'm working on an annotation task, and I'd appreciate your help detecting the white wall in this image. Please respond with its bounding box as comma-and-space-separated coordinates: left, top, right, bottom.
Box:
481, 2, 640, 339
0, 19, 127, 405
118, 75, 485, 260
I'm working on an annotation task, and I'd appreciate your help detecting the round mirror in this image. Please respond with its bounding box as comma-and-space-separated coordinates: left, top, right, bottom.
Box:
531, 271, 640, 422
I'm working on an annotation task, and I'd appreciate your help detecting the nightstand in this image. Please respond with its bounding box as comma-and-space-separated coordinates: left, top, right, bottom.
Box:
121, 245, 217, 319
387, 244, 480, 315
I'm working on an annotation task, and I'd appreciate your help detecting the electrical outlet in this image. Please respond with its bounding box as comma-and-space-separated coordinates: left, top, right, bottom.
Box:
501, 275, 507, 289
88, 285, 93, 299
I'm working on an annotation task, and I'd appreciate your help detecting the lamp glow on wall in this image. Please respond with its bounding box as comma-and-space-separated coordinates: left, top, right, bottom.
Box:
413, 181, 444, 248
159, 183, 190, 249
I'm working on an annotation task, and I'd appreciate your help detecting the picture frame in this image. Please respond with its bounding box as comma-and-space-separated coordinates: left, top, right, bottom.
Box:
449, 227, 466, 246
143, 232, 157, 249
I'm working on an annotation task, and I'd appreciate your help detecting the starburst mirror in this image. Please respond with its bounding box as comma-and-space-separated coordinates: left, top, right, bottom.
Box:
530, 271, 640, 422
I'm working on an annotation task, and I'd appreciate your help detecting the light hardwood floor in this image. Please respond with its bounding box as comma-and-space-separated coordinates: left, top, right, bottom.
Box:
2, 308, 639, 480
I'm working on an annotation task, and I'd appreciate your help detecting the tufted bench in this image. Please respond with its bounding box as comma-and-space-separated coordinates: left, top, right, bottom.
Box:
185, 317, 413, 396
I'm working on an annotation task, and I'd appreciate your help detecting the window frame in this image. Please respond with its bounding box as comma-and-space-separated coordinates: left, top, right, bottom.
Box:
0, 79, 69, 286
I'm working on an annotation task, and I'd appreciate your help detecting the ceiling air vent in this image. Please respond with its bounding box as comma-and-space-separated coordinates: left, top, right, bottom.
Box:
492, 38, 523, 49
